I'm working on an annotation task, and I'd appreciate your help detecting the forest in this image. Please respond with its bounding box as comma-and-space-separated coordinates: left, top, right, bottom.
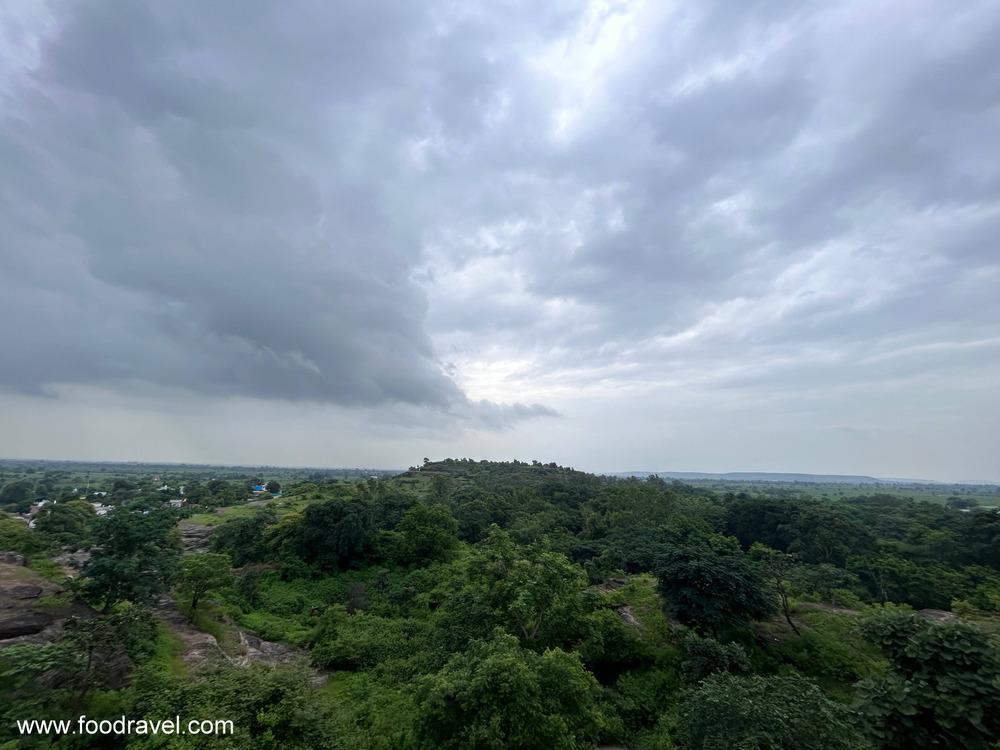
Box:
1, 458, 998, 749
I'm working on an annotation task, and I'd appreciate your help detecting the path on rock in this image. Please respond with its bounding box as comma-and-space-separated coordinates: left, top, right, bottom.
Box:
152, 595, 325, 683
153, 597, 227, 670
178, 521, 215, 553
159, 515, 326, 683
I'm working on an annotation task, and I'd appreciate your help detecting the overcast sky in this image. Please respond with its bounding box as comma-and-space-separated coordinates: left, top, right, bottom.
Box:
1, 0, 998, 481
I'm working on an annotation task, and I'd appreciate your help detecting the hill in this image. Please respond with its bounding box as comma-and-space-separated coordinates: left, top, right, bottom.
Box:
615, 470, 913, 484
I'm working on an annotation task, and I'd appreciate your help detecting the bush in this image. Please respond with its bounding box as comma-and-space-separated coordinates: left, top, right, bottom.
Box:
415, 630, 605, 750
578, 608, 654, 683
677, 632, 750, 684
855, 610, 1000, 749
311, 608, 430, 671
677, 673, 867, 750
0, 512, 49, 556
610, 668, 681, 737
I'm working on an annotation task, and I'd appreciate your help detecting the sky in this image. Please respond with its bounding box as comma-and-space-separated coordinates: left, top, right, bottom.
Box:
0, 0, 998, 482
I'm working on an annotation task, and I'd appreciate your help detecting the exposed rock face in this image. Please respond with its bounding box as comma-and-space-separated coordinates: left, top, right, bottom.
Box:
0, 612, 53, 639
615, 604, 641, 628
235, 630, 302, 668
7, 584, 44, 599
178, 522, 215, 553
53, 549, 91, 574
152, 597, 323, 683
0, 561, 96, 647
152, 598, 227, 669
0, 552, 26, 566
598, 577, 629, 594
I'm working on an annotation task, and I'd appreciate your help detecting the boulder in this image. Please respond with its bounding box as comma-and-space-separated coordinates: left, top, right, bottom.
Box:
6, 584, 44, 600
0, 612, 53, 639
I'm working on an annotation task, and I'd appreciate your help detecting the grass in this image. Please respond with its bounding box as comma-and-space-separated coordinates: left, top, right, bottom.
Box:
148, 623, 188, 677
186, 504, 259, 526
237, 610, 314, 646
186, 496, 315, 526
600, 574, 675, 651
189, 601, 246, 655
764, 605, 887, 700
319, 671, 361, 701
27, 556, 67, 582
225, 565, 417, 647
34, 592, 74, 613
229, 572, 349, 645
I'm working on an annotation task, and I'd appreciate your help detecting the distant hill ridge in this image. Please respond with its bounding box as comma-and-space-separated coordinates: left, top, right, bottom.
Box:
612, 471, 929, 484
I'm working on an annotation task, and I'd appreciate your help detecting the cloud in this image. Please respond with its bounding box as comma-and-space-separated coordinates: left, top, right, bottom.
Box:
1, 0, 998, 479
416, 0, 1000, 404
0, 0, 570, 417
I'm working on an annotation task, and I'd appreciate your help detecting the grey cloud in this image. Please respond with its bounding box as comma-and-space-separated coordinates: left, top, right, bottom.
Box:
417, 1, 1000, 392
0, 0, 572, 417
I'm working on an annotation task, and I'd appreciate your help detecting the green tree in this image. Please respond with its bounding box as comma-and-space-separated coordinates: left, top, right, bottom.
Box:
415, 630, 604, 750
436, 528, 591, 652
310, 606, 431, 672
397, 503, 459, 566
0, 511, 49, 556
0, 607, 156, 727
62, 607, 157, 705
211, 510, 276, 566
677, 631, 751, 684
80, 510, 180, 611
33, 499, 97, 547
176, 552, 233, 614
787, 563, 861, 603
749, 542, 801, 635
857, 554, 960, 609
0, 479, 35, 512
577, 608, 653, 684
294, 498, 373, 569
655, 537, 774, 634
450, 495, 492, 542
677, 673, 867, 749
430, 474, 451, 503
854, 610, 1000, 749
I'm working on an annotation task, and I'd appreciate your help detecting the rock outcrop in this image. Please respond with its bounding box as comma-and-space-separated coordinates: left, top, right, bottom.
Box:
178, 522, 215, 553
0, 556, 95, 647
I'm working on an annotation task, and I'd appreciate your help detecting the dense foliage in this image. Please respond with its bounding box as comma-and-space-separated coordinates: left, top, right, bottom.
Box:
0, 458, 998, 749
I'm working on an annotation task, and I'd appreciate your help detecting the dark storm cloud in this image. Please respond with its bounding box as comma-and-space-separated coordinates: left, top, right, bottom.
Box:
0, 0, 575, 414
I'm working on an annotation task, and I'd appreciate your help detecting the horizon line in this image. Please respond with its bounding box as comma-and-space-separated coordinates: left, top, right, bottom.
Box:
1, 455, 997, 487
